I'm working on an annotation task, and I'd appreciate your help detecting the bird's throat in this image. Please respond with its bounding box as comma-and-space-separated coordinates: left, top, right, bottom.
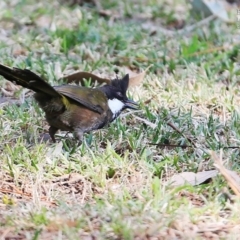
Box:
108, 98, 124, 119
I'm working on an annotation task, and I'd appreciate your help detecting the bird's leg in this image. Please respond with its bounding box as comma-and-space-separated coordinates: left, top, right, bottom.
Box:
49, 126, 58, 143
73, 128, 84, 146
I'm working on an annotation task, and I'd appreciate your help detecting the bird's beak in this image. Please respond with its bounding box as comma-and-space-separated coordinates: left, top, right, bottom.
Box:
125, 99, 138, 110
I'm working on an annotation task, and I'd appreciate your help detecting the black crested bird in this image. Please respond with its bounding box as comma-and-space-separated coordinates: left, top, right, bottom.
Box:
0, 64, 138, 143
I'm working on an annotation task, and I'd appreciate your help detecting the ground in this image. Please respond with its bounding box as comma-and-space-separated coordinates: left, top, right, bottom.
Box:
0, 0, 240, 239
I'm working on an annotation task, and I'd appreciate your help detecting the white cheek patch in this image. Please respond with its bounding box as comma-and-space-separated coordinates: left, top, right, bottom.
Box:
108, 98, 124, 117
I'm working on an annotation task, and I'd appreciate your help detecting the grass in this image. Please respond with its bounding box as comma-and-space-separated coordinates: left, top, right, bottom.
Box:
0, 0, 240, 239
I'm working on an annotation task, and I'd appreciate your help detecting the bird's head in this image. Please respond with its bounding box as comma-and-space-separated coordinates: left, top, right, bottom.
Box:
100, 74, 138, 120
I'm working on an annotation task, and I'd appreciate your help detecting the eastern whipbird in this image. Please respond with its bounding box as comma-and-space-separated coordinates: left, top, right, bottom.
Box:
0, 64, 138, 143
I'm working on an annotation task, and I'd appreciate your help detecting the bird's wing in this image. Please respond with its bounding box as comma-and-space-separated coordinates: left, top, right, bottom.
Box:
54, 85, 107, 114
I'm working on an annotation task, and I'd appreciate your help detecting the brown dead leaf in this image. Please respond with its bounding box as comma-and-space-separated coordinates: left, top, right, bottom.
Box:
169, 170, 218, 186
63, 67, 150, 88
63, 71, 110, 85
128, 65, 152, 87
211, 151, 240, 197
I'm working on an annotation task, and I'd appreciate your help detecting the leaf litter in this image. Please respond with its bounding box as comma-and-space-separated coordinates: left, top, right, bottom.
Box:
0, 0, 240, 238
169, 170, 218, 186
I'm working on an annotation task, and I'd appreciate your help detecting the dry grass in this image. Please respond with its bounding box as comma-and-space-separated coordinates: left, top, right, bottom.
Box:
0, 0, 240, 239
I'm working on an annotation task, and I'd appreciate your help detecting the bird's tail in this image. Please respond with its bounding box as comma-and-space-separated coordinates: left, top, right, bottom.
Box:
0, 64, 59, 97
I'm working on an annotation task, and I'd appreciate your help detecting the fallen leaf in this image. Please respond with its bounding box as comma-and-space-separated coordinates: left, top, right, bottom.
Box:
169, 170, 218, 186
191, 0, 215, 18
63, 71, 110, 85
128, 65, 152, 87
63, 67, 150, 88
191, 0, 234, 23
203, 0, 230, 22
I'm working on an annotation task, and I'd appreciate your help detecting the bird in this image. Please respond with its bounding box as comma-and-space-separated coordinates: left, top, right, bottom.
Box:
0, 64, 138, 143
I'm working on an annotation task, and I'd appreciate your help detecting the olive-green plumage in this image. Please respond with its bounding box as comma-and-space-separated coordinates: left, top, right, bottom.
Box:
0, 64, 137, 143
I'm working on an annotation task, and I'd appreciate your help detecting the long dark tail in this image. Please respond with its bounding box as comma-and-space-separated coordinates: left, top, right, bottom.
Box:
0, 64, 59, 97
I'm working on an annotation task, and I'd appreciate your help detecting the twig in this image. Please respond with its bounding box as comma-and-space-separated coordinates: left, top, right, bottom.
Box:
176, 15, 216, 35
134, 114, 240, 150
166, 121, 197, 148
121, 110, 142, 118
222, 146, 240, 149
150, 142, 240, 150
132, 115, 157, 129
148, 143, 190, 148
142, 15, 216, 37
